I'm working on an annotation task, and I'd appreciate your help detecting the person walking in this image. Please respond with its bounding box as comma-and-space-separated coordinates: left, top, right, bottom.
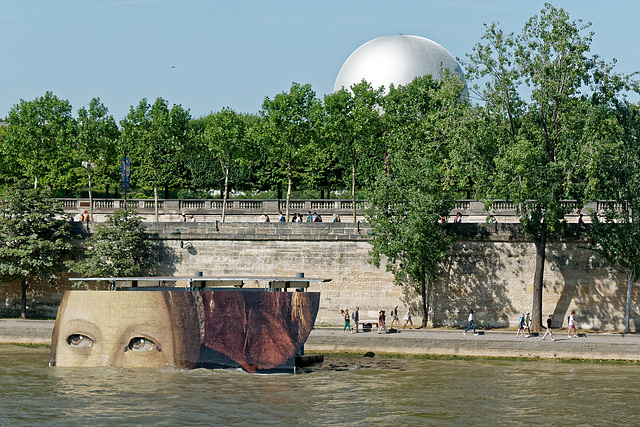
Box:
516, 313, 526, 337
403, 307, 415, 329
343, 309, 351, 333
377, 310, 387, 334
352, 307, 360, 333
567, 311, 578, 338
463, 309, 478, 335
390, 305, 400, 329
541, 314, 555, 341
524, 311, 532, 337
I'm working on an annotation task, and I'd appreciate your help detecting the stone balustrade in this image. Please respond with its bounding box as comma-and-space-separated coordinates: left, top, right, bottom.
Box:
58, 198, 610, 223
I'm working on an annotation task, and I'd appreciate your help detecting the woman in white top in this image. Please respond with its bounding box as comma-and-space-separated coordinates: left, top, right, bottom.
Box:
567, 311, 578, 338
463, 309, 478, 335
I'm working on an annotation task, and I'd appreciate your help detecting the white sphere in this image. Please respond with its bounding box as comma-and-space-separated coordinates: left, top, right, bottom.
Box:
334, 35, 464, 92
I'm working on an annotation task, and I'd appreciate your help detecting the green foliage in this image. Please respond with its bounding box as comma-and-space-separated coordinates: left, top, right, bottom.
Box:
120, 98, 192, 217
72, 210, 156, 279
4, 92, 74, 190
74, 98, 120, 217
322, 82, 384, 220
465, 3, 638, 328
0, 181, 73, 318
367, 75, 468, 327
261, 83, 320, 217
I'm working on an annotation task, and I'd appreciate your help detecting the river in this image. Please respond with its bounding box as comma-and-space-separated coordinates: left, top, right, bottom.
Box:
1, 345, 639, 425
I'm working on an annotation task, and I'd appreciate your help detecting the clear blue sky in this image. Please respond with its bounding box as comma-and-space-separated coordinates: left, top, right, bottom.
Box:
1, 0, 638, 122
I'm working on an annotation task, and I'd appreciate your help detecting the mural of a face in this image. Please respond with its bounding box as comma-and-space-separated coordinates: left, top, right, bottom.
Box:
50, 291, 200, 368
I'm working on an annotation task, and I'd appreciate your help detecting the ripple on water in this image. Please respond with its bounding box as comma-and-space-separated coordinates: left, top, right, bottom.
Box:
1, 346, 640, 425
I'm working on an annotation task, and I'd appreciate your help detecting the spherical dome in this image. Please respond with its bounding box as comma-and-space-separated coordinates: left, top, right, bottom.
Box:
334, 35, 464, 92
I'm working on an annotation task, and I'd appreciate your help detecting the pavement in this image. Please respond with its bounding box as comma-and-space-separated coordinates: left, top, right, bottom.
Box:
2, 319, 640, 361
305, 327, 640, 361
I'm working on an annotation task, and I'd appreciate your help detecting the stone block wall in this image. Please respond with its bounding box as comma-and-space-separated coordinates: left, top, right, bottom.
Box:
2, 221, 638, 331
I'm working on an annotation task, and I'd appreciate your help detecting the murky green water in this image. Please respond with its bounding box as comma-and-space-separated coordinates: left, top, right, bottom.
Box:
1, 345, 639, 425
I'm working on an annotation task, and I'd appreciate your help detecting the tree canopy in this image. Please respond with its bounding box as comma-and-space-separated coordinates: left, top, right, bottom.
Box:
72, 209, 157, 279
0, 181, 73, 318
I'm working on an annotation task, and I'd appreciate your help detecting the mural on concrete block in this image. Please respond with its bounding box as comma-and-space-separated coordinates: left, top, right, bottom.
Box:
49, 290, 320, 373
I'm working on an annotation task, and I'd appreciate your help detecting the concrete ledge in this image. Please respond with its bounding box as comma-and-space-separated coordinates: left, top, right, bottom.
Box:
305, 328, 640, 361
0, 320, 54, 345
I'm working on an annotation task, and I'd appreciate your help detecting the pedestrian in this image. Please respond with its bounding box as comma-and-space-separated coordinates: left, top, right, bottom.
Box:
333, 214, 341, 223
541, 314, 555, 341
567, 311, 578, 338
463, 309, 478, 335
390, 305, 400, 329
278, 211, 285, 222
180, 213, 186, 222
516, 313, 526, 337
306, 211, 313, 222
578, 214, 584, 224
403, 307, 415, 329
454, 212, 463, 223
352, 307, 360, 333
343, 308, 351, 333
263, 214, 270, 223
524, 311, 531, 337
377, 310, 387, 334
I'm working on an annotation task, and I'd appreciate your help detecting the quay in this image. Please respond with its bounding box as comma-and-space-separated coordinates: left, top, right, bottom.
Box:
3, 319, 640, 362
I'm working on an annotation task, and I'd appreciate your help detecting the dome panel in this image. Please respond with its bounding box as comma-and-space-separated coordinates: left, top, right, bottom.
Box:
334, 35, 463, 93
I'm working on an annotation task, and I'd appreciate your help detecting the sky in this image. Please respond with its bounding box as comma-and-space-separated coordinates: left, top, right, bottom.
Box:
1, 0, 639, 122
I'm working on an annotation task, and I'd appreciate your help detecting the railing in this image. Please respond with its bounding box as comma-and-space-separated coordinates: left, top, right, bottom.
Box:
55, 198, 618, 222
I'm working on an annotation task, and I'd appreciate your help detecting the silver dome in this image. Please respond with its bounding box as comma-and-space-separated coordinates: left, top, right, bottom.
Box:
334, 35, 464, 92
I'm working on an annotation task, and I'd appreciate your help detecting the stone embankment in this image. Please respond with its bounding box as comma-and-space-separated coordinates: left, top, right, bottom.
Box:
3, 320, 640, 361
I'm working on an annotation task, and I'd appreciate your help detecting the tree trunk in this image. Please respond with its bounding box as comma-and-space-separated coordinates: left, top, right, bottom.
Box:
222, 167, 230, 223
420, 272, 429, 328
88, 169, 94, 222
286, 173, 292, 221
20, 280, 28, 319
153, 173, 159, 222
532, 223, 547, 332
625, 270, 634, 333
352, 162, 357, 222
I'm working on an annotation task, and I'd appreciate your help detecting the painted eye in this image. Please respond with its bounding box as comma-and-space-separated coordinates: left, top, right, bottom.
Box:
67, 334, 94, 348
127, 337, 157, 352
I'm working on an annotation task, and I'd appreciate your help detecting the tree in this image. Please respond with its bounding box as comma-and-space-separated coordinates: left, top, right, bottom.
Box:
4, 92, 74, 190
201, 108, 248, 222
74, 98, 120, 221
72, 210, 157, 279
368, 75, 468, 327
0, 181, 73, 318
466, 4, 634, 331
322, 82, 384, 221
584, 103, 640, 333
261, 83, 320, 220
120, 98, 192, 220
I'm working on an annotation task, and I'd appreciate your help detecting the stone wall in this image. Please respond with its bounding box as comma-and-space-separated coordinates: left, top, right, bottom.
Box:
1, 222, 638, 331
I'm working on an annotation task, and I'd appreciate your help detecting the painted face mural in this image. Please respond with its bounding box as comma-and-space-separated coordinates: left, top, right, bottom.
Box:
50, 290, 320, 373
50, 291, 200, 368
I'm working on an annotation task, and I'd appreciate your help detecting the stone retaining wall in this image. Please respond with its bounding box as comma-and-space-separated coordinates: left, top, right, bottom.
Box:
1, 222, 637, 331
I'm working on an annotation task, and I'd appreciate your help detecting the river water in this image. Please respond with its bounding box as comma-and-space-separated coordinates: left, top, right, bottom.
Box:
1, 345, 639, 425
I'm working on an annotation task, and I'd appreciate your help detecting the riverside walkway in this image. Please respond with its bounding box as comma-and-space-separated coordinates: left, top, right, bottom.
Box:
305, 328, 640, 361
3, 320, 640, 361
